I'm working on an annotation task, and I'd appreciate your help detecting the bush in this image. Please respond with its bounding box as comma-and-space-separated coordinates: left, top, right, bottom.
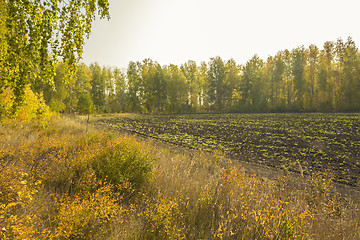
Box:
91, 136, 153, 193
54, 185, 120, 240
0, 118, 154, 239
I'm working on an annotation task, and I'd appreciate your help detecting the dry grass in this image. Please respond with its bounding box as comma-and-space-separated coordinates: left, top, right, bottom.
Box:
116, 141, 360, 239
0, 116, 359, 239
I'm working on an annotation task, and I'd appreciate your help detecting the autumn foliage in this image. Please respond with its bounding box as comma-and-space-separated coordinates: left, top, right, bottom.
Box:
0, 116, 359, 239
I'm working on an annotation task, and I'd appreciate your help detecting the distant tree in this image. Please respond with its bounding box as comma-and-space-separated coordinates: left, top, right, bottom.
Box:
224, 58, 240, 110
47, 63, 69, 113
241, 55, 265, 111
207, 56, 226, 111
102, 66, 114, 113
165, 64, 188, 113
90, 63, 106, 113
292, 47, 307, 111
198, 61, 209, 111
153, 63, 167, 112
138, 59, 167, 112
317, 41, 335, 111
306, 44, 319, 110
181, 60, 199, 111
113, 68, 127, 113
75, 63, 93, 113
336, 37, 360, 110
263, 56, 275, 109
273, 52, 286, 110
77, 92, 94, 115
75, 64, 92, 97
281, 49, 294, 110
127, 61, 142, 112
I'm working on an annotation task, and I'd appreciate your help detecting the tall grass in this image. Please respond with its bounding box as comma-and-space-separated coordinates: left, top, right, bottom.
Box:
0, 117, 153, 239
0, 116, 359, 239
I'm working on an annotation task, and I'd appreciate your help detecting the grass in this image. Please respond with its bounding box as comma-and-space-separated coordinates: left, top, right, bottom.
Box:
0, 116, 359, 239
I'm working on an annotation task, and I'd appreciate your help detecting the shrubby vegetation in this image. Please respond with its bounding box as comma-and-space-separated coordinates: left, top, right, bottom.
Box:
0, 84, 54, 127
0, 117, 153, 239
0, 117, 359, 239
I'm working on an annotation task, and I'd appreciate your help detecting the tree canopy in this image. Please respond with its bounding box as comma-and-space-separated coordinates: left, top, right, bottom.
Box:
0, 0, 110, 108
35, 37, 359, 115
1, 3, 359, 115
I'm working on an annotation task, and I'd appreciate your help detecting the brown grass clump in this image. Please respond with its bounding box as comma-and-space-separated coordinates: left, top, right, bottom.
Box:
0, 116, 359, 239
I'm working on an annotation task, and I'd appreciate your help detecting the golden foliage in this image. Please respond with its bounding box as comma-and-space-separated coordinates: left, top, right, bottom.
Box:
54, 185, 120, 239
0, 85, 55, 127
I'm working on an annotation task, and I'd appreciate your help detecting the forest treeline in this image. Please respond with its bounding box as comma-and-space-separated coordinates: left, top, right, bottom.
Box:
34, 37, 360, 114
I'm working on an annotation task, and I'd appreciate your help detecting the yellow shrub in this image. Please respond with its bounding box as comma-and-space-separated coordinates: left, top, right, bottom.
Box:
91, 136, 154, 193
0, 167, 47, 239
145, 194, 185, 240
54, 185, 121, 240
0, 85, 55, 127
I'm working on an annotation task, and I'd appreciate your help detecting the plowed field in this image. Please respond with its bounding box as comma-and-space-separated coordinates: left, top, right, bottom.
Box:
95, 113, 360, 186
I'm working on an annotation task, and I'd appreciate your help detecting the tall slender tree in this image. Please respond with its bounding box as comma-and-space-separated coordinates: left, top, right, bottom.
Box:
307, 44, 319, 110
165, 64, 188, 112
127, 61, 143, 112
207, 56, 226, 111
181, 60, 199, 111
75, 63, 93, 114
113, 68, 127, 113
241, 55, 264, 111
198, 61, 209, 111
292, 47, 307, 111
90, 63, 106, 113
224, 58, 240, 111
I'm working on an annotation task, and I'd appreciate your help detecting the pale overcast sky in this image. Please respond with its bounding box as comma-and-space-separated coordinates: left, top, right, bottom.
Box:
81, 0, 360, 68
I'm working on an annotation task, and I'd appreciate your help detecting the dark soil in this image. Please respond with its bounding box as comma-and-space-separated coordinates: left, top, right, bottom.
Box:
94, 113, 360, 188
